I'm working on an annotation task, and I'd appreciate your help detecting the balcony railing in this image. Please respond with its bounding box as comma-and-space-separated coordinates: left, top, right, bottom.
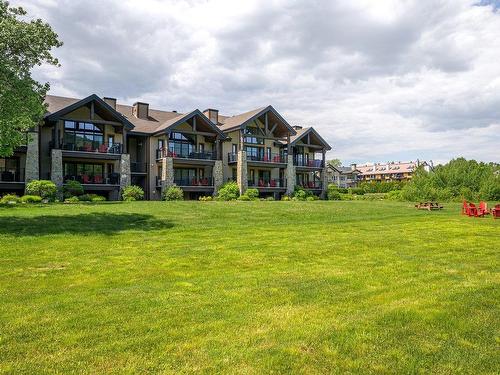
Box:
248, 179, 286, 188
156, 148, 216, 160
174, 177, 214, 187
131, 162, 148, 173
294, 158, 324, 168
228, 152, 286, 163
64, 173, 120, 185
297, 181, 323, 189
51, 141, 123, 154
0, 168, 25, 182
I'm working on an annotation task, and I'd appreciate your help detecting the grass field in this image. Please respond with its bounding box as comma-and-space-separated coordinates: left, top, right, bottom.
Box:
0, 201, 498, 374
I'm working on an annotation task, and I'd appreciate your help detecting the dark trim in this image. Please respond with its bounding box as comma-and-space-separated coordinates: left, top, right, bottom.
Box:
290, 127, 332, 150
153, 109, 227, 139
222, 106, 297, 135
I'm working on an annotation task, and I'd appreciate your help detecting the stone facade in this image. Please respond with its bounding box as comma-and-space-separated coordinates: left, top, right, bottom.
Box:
25, 130, 39, 183
213, 160, 224, 194
321, 167, 329, 198
119, 154, 131, 190
236, 150, 247, 195
285, 154, 295, 195
50, 149, 63, 189
161, 157, 174, 189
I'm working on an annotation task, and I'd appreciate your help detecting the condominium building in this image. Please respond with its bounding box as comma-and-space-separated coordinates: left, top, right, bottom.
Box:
356, 160, 431, 182
0, 94, 331, 200
328, 164, 361, 188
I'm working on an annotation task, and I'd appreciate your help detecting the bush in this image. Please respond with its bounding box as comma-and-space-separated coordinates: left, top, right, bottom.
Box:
78, 194, 92, 202
64, 196, 80, 204
292, 188, 309, 201
217, 181, 239, 201
25, 180, 57, 200
349, 187, 365, 195
246, 188, 259, 200
0, 194, 20, 205
199, 195, 213, 201
386, 190, 402, 201
238, 194, 251, 201
163, 186, 184, 201
340, 193, 355, 200
338, 187, 348, 194
91, 195, 106, 202
20, 195, 43, 204
63, 180, 84, 198
122, 185, 144, 201
327, 184, 341, 200
281, 195, 291, 201
266, 196, 275, 201
306, 196, 315, 201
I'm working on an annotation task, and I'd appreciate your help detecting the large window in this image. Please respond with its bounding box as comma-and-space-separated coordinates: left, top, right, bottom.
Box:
245, 146, 264, 160
168, 132, 195, 157
63, 121, 104, 151
63, 162, 114, 184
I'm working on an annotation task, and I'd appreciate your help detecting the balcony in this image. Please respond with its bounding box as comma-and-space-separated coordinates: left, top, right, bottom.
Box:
297, 181, 323, 189
156, 148, 216, 161
0, 168, 25, 182
174, 177, 214, 187
228, 152, 286, 164
131, 162, 148, 173
64, 173, 120, 185
248, 179, 286, 188
294, 158, 324, 168
57, 141, 123, 154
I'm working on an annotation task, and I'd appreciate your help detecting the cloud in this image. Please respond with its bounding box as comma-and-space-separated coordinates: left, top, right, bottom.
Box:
13, 0, 500, 163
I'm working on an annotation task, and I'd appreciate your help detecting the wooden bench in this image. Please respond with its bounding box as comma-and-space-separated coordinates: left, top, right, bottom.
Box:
415, 202, 444, 211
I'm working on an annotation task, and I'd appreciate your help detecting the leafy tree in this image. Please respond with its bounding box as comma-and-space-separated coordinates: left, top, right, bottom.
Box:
0, 1, 62, 156
327, 159, 342, 168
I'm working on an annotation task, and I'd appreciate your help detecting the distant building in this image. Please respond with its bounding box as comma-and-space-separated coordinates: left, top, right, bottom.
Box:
356, 160, 431, 182
328, 164, 361, 188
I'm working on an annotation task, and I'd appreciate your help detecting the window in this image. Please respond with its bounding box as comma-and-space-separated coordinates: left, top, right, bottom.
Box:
258, 170, 270, 183
168, 132, 195, 157
245, 146, 264, 160
199, 143, 205, 153
232, 144, 237, 154
243, 136, 263, 144
63, 121, 103, 151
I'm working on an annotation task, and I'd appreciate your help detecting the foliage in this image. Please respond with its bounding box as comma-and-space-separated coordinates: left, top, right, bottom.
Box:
281, 195, 291, 201
246, 188, 259, 200
401, 158, 500, 201
64, 196, 80, 204
20, 195, 42, 203
25, 180, 57, 200
0, 193, 20, 205
90, 195, 106, 202
122, 185, 144, 201
63, 180, 83, 198
349, 187, 365, 195
198, 196, 213, 202
327, 184, 341, 200
265, 196, 275, 201
78, 194, 92, 202
327, 158, 342, 168
292, 187, 315, 201
163, 186, 184, 201
216, 181, 239, 201
0, 1, 62, 156
359, 180, 404, 193
386, 190, 403, 201
238, 194, 251, 201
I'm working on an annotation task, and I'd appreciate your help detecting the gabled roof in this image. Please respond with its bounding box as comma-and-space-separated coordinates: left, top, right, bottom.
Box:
152, 109, 226, 138
44, 94, 135, 130
289, 127, 331, 150
218, 105, 297, 135
328, 165, 360, 174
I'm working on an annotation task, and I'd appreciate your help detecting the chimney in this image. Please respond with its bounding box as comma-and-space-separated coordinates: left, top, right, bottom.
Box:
203, 109, 219, 124
351, 163, 357, 171
133, 102, 149, 119
103, 97, 116, 110
292, 125, 303, 130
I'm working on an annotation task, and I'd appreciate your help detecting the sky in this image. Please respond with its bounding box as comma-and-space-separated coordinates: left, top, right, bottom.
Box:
13, 0, 500, 165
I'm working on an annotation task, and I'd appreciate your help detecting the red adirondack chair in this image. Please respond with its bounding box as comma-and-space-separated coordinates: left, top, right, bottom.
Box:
258, 179, 265, 187
492, 204, 500, 219
82, 175, 91, 184
98, 144, 108, 153
478, 201, 490, 216
270, 179, 276, 187
462, 200, 469, 215
83, 143, 93, 152
468, 203, 484, 217
93, 175, 103, 184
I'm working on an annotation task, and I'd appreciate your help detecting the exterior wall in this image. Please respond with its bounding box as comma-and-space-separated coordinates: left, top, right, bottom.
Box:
25, 130, 39, 183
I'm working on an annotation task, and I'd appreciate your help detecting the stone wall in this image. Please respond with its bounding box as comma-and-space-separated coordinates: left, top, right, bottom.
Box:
321, 166, 329, 199
213, 160, 224, 194
120, 154, 131, 190
25, 130, 39, 183
236, 150, 247, 195
285, 155, 295, 195
50, 149, 63, 189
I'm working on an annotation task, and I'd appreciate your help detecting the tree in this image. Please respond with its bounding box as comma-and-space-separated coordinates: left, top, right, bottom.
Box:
327, 158, 342, 168
0, 1, 62, 156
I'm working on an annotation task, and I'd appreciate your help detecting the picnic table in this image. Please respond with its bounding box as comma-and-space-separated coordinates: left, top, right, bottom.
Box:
415, 202, 444, 211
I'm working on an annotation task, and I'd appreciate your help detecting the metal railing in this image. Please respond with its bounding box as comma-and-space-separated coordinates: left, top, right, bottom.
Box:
294, 158, 324, 168
131, 162, 148, 173
51, 141, 123, 154
228, 152, 286, 163
64, 173, 120, 185
174, 177, 214, 187
156, 148, 216, 160
0, 168, 25, 182
297, 181, 323, 189
248, 179, 286, 188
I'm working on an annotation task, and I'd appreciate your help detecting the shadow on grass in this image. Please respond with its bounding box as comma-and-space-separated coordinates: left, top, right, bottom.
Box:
0, 213, 173, 236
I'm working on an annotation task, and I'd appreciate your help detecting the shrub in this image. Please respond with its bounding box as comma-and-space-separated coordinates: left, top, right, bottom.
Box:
163, 186, 184, 201
78, 194, 92, 202
20, 195, 43, 203
281, 195, 291, 201
266, 196, 275, 201
327, 184, 341, 200
199, 195, 213, 202
386, 190, 402, 201
0, 194, 20, 205
122, 185, 144, 201
64, 196, 80, 204
306, 196, 315, 201
340, 193, 355, 200
25, 180, 57, 200
238, 194, 251, 201
246, 188, 259, 200
91, 195, 106, 202
338, 187, 348, 194
292, 188, 309, 201
349, 187, 365, 195
217, 181, 239, 201
63, 180, 84, 198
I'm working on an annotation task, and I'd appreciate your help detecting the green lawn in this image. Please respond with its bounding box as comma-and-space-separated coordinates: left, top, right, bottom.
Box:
0, 201, 498, 374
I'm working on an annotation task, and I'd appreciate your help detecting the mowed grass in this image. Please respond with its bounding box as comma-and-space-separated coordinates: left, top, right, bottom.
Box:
0, 201, 498, 374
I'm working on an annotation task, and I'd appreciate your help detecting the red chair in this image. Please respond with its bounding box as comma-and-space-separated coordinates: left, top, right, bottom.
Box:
258, 180, 265, 187
462, 200, 470, 215
82, 175, 91, 184
273, 155, 281, 163
201, 178, 208, 186
98, 144, 108, 153
492, 204, 500, 219
270, 180, 276, 187
468, 203, 484, 217
191, 178, 198, 186
93, 175, 103, 184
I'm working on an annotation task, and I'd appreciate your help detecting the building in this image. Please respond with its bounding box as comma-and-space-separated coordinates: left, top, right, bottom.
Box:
0, 94, 332, 200
356, 160, 431, 182
328, 164, 361, 188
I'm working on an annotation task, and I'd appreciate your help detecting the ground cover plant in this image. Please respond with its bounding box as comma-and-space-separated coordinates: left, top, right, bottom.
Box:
0, 201, 498, 373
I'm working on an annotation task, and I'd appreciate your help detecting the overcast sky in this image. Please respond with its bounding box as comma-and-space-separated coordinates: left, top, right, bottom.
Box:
14, 0, 500, 165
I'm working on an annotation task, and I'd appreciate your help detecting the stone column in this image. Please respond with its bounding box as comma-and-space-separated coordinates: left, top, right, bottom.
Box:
213, 160, 223, 194
120, 154, 131, 190
50, 149, 63, 189
285, 154, 295, 195
236, 150, 247, 195
25, 130, 39, 183
321, 166, 329, 199
161, 156, 174, 193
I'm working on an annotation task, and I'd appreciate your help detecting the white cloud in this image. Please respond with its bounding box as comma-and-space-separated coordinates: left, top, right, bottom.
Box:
12, 0, 500, 163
